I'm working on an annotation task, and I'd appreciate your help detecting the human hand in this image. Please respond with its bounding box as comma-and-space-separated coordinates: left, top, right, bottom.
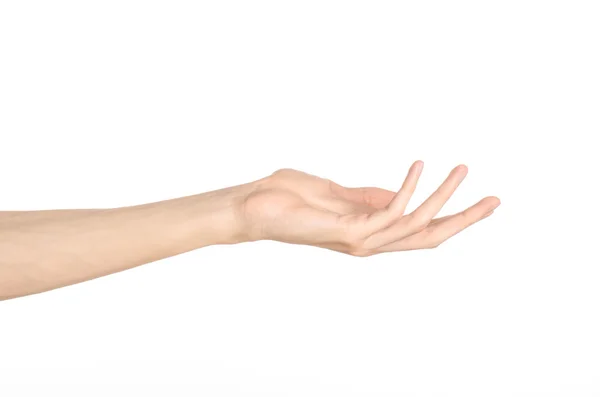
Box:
241, 161, 500, 256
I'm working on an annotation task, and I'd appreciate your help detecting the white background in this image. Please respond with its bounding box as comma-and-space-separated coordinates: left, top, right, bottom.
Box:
1, 1, 599, 396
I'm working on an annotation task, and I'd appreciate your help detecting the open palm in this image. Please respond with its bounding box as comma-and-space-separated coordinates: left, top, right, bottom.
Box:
242, 161, 500, 256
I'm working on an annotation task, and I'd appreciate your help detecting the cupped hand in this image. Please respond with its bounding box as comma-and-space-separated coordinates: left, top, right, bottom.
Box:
241, 161, 500, 256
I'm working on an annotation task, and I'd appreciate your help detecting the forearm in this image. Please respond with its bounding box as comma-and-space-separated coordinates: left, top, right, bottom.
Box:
0, 183, 255, 300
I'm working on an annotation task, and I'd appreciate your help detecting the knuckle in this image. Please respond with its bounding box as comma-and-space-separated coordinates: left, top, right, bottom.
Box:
417, 233, 442, 249
419, 242, 437, 250
360, 188, 373, 206
344, 235, 365, 250
428, 238, 445, 249
267, 168, 300, 187
271, 168, 295, 178
348, 248, 372, 257
423, 225, 437, 235
342, 233, 372, 256
459, 210, 475, 224
410, 215, 430, 231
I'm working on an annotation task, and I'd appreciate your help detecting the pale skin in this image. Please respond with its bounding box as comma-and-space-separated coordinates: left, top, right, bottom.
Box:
0, 161, 500, 300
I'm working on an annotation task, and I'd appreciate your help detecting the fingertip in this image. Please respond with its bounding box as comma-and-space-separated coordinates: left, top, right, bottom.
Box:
449, 164, 468, 183
405, 160, 424, 179
485, 196, 501, 209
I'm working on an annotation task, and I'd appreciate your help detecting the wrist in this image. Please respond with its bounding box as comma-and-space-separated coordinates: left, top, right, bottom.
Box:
197, 179, 264, 246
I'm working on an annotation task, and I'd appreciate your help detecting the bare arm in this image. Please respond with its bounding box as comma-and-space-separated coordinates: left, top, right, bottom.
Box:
0, 184, 254, 300
0, 162, 500, 300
